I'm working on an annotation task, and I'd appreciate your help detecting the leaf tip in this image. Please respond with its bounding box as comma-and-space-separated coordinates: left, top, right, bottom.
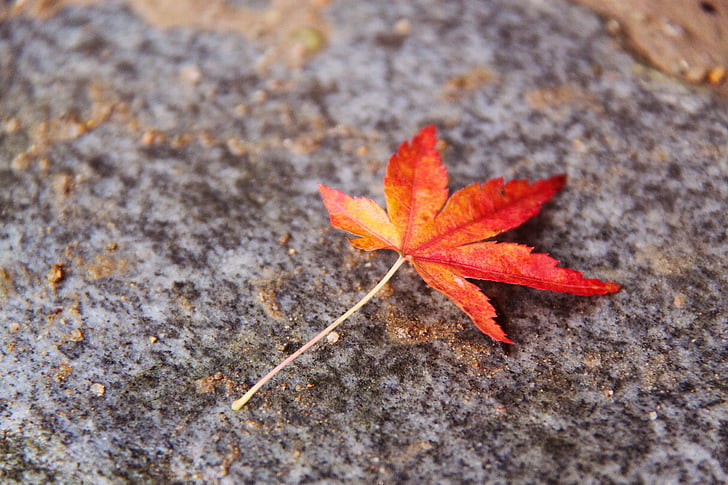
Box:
550, 173, 567, 188
420, 124, 437, 136
497, 335, 515, 345
603, 281, 621, 293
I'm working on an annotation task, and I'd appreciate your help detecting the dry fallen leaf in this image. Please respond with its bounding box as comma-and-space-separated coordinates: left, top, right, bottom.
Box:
232, 126, 619, 409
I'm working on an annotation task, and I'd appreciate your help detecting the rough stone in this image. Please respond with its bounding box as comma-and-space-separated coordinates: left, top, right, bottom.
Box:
1, 1, 726, 483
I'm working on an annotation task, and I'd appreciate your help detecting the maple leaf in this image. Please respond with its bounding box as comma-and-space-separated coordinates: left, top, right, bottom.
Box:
318, 125, 619, 343
232, 125, 619, 409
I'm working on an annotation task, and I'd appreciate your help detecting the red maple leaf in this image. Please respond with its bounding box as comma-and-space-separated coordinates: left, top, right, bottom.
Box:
319, 125, 619, 343
232, 126, 619, 409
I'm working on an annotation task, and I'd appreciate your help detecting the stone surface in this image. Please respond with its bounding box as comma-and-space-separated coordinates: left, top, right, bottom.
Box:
1, 1, 727, 483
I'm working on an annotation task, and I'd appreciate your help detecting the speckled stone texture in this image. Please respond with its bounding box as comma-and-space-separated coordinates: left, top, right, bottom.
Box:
1, 1, 726, 483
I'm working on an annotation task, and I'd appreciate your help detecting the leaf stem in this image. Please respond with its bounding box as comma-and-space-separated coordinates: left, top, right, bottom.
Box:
231, 255, 407, 410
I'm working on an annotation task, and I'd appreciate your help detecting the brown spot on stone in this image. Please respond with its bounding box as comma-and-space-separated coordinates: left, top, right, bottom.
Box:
179, 64, 201, 85
53, 174, 75, 198
384, 309, 462, 344
141, 129, 165, 146
635, 243, 693, 276
442, 66, 494, 99
256, 281, 285, 321
48, 263, 65, 284
11, 152, 32, 172
220, 444, 241, 477
54, 362, 73, 382
325, 331, 340, 343
195, 373, 239, 395
582, 353, 602, 369
8, 0, 97, 18
394, 18, 411, 36
526, 84, 577, 110
226, 137, 247, 156
2, 117, 20, 133
0, 267, 14, 299
525, 84, 601, 119
69, 328, 85, 342
46, 307, 63, 324
90, 382, 106, 396
86, 255, 127, 280
389, 441, 435, 465
49, 114, 87, 141
707, 66, 726, 85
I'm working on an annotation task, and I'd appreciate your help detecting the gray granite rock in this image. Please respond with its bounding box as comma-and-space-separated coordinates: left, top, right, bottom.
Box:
1, 1, 726, 483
